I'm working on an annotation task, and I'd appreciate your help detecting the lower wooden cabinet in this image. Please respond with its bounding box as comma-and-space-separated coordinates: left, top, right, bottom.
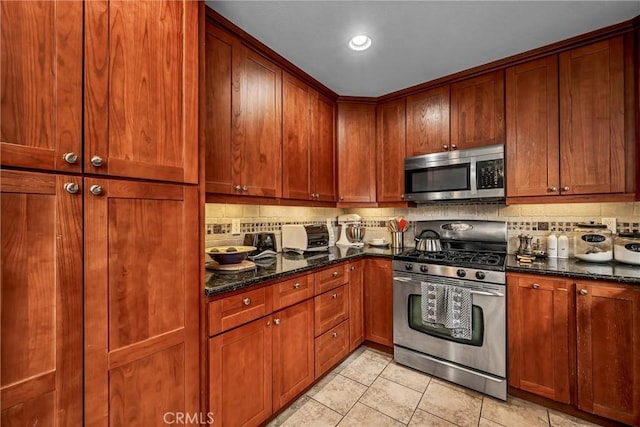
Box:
507, 273, 573, 403
508, 273, 640, 425
314, 285, 349, 336
315, 320, 350, 378
364, 258, 393, 347
348, 261, 365, 351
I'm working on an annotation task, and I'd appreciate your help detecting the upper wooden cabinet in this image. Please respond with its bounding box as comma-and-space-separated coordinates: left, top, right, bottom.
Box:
204, 22, 282, 197
1, 170, 83, 426
1, 1, 83, 173
406, 86, 450, 156
283, 73, 336, 202
376, 99, 407, 203
507, 36, 631, 200
337, 103, 376, 203
451, 70, 505, 150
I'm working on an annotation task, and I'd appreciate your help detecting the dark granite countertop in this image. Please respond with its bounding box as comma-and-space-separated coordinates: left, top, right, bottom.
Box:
506, 255, 640, 285
205, 246, 400, 297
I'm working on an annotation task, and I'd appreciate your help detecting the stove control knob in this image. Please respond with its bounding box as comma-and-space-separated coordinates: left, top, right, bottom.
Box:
420, 265, 428, 273
475, 271, 486, 280
456, 269, 466, 278
405, 264, 413, 271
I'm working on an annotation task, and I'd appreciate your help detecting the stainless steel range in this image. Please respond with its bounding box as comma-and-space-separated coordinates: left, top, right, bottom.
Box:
393, 220, 507, 400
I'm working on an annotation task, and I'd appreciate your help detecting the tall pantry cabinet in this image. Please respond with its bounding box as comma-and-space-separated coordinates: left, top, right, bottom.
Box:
1, 1, 201, 426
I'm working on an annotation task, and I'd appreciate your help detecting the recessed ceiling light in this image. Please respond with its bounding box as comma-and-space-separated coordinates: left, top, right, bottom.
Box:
349, 35, 372, 51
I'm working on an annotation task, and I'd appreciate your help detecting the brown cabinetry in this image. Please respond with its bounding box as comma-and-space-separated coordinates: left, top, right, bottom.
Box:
283, 73, 336, 202
314, 285, 349, 336
315, 321, 350, 379
204, 22, 282, 197
364, 258, 393, 347
507, 273, 572, 403
337, 103, 376, 203
1, 170, 83, 426
406, 86, 450, 156
376, 99, 407, 202
348, 261, 365, 351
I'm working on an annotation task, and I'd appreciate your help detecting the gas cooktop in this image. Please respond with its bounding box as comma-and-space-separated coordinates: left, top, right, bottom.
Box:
395, 249, 507, 271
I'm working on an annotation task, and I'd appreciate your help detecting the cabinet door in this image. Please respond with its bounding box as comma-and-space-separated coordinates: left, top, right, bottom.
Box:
1, 1, 83, 173
451, 70, 505, 149
1, 170, 82, 426
84, 0, 198, 184
312, 92, 337, 202
282, 72, 312, 200
507, 273, 572, 403
236, 46, 282, 197
314, 285, 349, 337
559, 37, 625, 195
363, 258, 393, 347
376, 99, 407, 202
506, 56, 560, 197
84, 179, 199, 426
272, 300, 314, 412
209, 317, 273, 427
337, 103, 376, 203
348, 261, 365, 352
406, 86, 450, 156
576, 281, 640, 425
205, 23, 239, 194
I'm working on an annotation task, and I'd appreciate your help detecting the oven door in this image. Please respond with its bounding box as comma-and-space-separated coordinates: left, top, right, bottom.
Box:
393, 273, 505, 377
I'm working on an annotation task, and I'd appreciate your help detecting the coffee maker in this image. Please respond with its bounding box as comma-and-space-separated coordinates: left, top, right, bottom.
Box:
336, 214, 365, 247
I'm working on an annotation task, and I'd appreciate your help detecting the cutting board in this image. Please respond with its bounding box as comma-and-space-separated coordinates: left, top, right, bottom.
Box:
206, 260, 256, 274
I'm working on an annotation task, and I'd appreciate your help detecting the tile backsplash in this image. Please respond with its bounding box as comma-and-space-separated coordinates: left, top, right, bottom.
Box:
205, 202, 640, 254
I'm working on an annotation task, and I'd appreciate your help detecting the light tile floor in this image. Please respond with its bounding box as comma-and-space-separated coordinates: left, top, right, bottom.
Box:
268, 346, 601, 427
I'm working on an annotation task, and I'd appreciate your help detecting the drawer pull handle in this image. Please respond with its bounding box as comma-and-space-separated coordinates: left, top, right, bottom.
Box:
532, 284, 540, 289
294, 283, 301, 289
332, 293, 337, 299
274, 318, 281, 325
579, 289, 588, 296
332, 272, 338, 277
243, 298, 251, 306
332, 332, 338, 338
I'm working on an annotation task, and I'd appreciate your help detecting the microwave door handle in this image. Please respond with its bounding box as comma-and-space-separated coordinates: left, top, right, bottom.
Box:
469, 290, 504, 297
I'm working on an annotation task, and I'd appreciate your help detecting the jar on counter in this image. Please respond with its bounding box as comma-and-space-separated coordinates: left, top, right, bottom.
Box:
573, 223, 612, 262
614, 231, 640, 266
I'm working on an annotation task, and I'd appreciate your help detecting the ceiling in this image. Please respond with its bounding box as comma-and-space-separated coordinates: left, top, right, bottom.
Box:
207, 1, 639, 97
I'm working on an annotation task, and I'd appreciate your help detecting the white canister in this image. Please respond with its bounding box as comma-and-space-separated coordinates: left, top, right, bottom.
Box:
547, 232, 558, 258
558, 230, 569, 259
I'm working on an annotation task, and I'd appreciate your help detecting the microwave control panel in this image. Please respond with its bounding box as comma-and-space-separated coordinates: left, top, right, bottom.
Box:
476, 159, 504, 190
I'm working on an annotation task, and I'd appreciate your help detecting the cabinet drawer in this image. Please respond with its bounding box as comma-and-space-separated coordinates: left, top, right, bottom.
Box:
314, 285, 349, 336
314, 264, 347, 295
271, 274, 313, 311
208, 287, 272, 336
315, 320, 349, 379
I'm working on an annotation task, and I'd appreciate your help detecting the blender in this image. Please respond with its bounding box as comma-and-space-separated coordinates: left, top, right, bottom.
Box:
337, 214, 365, 247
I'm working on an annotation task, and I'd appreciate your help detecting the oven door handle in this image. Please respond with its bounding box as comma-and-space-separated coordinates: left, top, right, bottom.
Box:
393, 277, 413, 282
470, 290, 504, 297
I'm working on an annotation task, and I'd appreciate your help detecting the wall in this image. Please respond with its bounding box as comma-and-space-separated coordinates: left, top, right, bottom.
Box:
205, 202, 640, 254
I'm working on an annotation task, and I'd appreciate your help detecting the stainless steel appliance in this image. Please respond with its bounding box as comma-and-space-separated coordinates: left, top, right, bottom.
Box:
393, 220, 507, 400
243, 232, 277, 259
281, 224, 329, 254
404, 144, 505, 203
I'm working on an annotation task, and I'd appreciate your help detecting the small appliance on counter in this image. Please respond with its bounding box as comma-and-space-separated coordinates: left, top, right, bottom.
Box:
243, 232, 277, 259
574, 223, 613, 262
281, 224, 329, 254
614, 231, 640, 265
336, 214, 365, 247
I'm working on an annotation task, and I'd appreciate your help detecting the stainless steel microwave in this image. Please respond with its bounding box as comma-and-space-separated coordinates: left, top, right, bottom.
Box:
404, 144, 505, 203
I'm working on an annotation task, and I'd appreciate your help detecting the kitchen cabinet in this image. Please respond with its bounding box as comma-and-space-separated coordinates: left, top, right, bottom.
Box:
83, 0, 198, 183
450, 70, 505, 150
406, 86, 450, 156
282, 73, 336, 202
507, 37, 629, 200
376, 99, 407, 203
1, 170, 83, 426
507, 273, 572, 403
84, 178, 200, 426
315, 321, 350, 378
364, 258, 393, 347
314, 285, 349, 336
576, 280, 640, 425
204, 22, 282, 197
337, 103, 376, 203
348, 261, 365, 352
1, 1, 83, 174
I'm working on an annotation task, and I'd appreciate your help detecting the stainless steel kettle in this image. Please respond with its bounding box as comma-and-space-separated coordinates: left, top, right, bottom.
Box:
414, 229, 442, 252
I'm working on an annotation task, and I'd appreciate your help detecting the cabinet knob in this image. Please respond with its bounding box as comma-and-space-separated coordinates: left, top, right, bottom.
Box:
548, 186, 558, 192
274, 318, 281, 325
332, 271, 338, 277
340, 196, 344, 201
451, 144, 457, 150
350, 266, 355, 271
64, 182, 80, 194
89, 185, 103, 196
242, 185, 248, 192
332, 293, 337, 299
63, 152, 78, 164
243, 297, 251, 306
332, 332, 338, 338
562, 186, 570, 192
293, 283, 301, 289
315, 193, 319, 198
90, 156, 104, 167
443, 144, 449, 150
234, 185, 242, 191
400, 194, 405, 199
579, 289, 588, 296
532, 283, 540, 289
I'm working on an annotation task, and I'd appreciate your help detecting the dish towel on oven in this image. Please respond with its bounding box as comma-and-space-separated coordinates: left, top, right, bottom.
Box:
421, 282, 472, 340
